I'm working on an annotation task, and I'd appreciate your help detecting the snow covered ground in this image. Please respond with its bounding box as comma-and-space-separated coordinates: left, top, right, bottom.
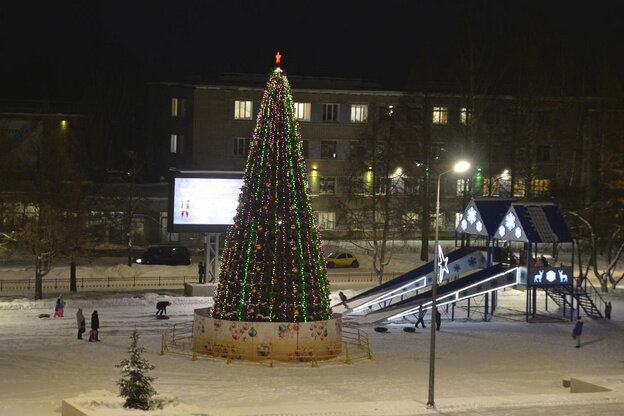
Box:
1, 285, 624, 416
1, 252, 624, 415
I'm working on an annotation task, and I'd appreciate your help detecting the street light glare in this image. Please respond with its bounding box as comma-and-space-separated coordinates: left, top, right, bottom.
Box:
453, 161, 471, 173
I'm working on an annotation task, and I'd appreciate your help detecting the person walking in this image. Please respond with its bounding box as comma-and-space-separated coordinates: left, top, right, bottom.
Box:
90, 310, 100, 342
605, 301, 612, 320
415, 305, 426, 328
76, 308, 86, 339
572, 316, 583, 348
435, 307, 441, 331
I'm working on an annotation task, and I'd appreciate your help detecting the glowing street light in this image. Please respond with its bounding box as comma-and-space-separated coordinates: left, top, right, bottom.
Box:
427, 160, 470, 408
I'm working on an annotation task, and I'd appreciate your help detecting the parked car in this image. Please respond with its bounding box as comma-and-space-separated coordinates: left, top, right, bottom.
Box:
134, 246, 192, 265
326, 251, 359, 268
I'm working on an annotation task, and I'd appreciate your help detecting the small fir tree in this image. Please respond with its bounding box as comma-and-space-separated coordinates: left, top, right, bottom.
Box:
116, 329, 157, 410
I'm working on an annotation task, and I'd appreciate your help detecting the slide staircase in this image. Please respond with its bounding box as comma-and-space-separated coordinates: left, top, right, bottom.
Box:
546, 278, 605, 319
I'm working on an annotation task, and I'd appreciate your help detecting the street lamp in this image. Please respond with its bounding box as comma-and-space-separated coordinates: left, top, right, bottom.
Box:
427, 159, 471, 408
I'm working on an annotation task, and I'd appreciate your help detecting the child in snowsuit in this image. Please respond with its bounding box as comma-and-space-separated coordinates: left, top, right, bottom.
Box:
156, 301, 171, 316
572, 316, 583, 348
90, 310, 99, 342
76, 308, 86, 339
53, 295, 66, 318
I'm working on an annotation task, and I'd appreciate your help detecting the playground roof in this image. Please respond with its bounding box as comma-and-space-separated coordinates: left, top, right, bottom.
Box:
456, 198, 516, 237
493, 203, 573, 243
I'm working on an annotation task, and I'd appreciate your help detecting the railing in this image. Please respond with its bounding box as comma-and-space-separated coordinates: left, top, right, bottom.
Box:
160, 322, 373, 366
0, 272, 408, 294
576, 276, 606, 316
0, 275, 196, 294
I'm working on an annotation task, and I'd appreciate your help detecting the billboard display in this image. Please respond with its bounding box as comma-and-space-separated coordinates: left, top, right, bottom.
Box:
168, 171, 244, 232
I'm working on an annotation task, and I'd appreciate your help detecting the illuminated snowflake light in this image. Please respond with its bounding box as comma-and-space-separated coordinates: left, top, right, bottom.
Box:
514, 227, 522, 239
546, 270, 557, 283
498, 225, 506, 238
466, 207, 477, 224
505, 212, 516, 231
461, 219, 468, 231
476, 221, 483, 232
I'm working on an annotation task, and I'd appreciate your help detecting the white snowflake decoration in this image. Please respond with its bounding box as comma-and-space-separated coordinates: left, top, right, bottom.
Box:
461, 219, 468, 231
505, 212, 516, 230
466, 207, 477, 224
514, 227, 522, 239
476, 221, 483, 232
498, 225, 506, 238
546, 270, 557, 283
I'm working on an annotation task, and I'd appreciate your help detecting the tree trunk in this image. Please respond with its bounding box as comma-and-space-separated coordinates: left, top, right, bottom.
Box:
35, 270, 43, 300
70, 261, 77, 292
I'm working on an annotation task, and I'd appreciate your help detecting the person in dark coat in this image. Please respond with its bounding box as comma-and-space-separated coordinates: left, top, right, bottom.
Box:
572, 316, 583, 348
339, 291, 349, 308
605, 301, 612, 320
76, 308, 86, 339
156, 301, 171, 316
90, 310, 100, 342
415, 305, 426, 328
435, 307, 441, 331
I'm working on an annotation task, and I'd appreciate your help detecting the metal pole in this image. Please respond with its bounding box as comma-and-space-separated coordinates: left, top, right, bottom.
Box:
427, 170, 444, 408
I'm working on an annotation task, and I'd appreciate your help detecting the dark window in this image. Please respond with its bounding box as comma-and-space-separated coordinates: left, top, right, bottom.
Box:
322, 104, 339, 121
536, 145, 552, 162
321, 141, 337, 159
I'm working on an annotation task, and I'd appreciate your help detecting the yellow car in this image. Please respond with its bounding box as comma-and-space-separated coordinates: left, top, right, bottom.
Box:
326, 251, 359, 268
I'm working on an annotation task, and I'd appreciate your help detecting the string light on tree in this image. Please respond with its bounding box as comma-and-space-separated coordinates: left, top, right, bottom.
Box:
212, 52, 332, 323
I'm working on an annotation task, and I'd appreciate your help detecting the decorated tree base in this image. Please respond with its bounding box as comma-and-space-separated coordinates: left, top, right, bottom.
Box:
193, 308, 342, 362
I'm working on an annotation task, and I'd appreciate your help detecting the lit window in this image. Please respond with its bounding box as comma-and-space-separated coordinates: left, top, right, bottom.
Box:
170, 134, 184, 154
456, 179, 469, 196
234, 100, 253, 120
322, 103, 339, 121
320, 141, 337, 159
320, 177, 336, 194
233, 137, 250, 157
459, 107, 473, 125
350, 104, 368, 122
294, 102, 311, 121
432, 106, 448, 125
171, 98, 178, 117
316, 211, 336, 230
532, 179, 550, 196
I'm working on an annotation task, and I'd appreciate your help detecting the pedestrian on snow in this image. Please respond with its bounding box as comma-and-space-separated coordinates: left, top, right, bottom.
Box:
90, 310, 100, 342
53, 295, 66, 318
435, 307, 441, 331
605, 301, 612, 320
572, 316, 583, 348
415, 305, 427, 328
339, 291, 349, 308
156, 301, 171, 316
198, 261, 206, 283
76, 308, 86, 339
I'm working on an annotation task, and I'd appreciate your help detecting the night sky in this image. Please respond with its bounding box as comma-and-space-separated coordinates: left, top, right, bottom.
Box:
3, 0, 623, 102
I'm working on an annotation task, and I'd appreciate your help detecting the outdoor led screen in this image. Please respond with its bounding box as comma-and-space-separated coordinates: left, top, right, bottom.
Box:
168, 171, 244, 233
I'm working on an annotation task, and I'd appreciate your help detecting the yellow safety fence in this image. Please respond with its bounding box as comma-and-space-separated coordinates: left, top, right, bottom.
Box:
160, 322, 372, 366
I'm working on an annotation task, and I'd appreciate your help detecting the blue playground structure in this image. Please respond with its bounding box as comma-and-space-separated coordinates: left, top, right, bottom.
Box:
343, 198, 606, 324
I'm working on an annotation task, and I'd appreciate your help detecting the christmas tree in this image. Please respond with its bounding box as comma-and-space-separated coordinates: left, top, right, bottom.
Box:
212, 56, 332, 323
116, 329, 158, 410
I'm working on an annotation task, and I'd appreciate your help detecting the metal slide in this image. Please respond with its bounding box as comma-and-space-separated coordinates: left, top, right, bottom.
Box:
351, 263, 521, 324
341, 247, 484, 315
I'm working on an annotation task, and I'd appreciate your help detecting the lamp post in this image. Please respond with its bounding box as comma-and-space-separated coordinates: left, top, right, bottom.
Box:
427, 160, 470, 408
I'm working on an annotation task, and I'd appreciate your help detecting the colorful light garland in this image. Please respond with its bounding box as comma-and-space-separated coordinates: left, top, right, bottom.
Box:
212, 66, 332, 323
